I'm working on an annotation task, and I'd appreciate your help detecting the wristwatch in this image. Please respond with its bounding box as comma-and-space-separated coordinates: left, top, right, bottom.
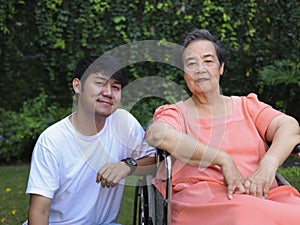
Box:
121, 157, 137, 175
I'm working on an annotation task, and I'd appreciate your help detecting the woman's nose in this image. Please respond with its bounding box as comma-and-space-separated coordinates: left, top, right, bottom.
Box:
195, 62, 207, 73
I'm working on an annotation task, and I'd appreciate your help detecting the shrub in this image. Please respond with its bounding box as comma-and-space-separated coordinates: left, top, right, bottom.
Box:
0, 92, 69, 164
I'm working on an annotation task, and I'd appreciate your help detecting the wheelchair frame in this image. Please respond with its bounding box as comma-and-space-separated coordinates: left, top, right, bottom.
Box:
133, 144, 300, 225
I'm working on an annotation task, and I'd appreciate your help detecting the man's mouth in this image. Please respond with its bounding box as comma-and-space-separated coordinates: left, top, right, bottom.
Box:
97, 99, 113, 105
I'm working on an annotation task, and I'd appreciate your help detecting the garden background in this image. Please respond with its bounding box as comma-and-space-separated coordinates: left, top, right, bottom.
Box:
0, 0, 299, 224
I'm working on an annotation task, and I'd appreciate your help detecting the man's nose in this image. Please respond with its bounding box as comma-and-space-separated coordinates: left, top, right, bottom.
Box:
101, 85, 112, 96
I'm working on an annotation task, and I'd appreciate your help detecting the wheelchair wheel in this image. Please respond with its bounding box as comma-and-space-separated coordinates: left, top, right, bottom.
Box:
133, 176, 154, 225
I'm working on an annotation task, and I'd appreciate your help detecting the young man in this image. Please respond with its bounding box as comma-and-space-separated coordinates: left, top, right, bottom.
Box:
23, 54, 156, 225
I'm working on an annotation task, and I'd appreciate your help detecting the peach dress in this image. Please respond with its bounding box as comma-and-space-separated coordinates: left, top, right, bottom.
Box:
152, 94, 300, 225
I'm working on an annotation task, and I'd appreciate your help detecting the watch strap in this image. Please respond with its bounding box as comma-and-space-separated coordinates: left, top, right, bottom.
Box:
121, 157, 137, 175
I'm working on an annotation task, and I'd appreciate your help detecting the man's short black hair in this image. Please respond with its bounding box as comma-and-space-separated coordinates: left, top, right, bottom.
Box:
72, 54, 128, 89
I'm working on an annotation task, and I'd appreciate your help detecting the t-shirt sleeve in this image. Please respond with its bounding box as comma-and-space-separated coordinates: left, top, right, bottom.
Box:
152, 103, 186, 133
121, 110, 156, 159
26, 135, 60, 199
244, 93, 283, 141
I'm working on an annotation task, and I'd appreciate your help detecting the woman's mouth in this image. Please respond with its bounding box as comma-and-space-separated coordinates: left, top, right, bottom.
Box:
195, 78, 209, 83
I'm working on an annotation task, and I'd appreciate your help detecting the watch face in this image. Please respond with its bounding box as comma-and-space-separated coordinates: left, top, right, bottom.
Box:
127, 158, 137, 167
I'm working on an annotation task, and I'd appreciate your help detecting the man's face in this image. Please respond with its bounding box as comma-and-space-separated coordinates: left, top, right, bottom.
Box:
77, 72, 122, 118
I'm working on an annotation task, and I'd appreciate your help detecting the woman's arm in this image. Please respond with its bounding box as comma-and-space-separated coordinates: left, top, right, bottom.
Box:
245, 115, 300, 198
265, 115, 300, 166
146, 122, 246, 199
146, 122, 225, 166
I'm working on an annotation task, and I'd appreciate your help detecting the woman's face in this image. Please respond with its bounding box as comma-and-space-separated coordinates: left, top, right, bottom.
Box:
183, 40, 224, 95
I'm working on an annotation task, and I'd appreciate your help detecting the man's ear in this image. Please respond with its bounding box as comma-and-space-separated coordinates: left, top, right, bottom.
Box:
72, 78, 81, 94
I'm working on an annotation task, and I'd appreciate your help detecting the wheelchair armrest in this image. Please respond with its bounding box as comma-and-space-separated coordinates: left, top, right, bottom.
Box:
292, 144, 300, 154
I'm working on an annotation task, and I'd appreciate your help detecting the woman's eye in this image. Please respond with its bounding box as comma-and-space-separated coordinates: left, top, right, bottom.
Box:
186, 62, 196, 68
205, 60, 214, 64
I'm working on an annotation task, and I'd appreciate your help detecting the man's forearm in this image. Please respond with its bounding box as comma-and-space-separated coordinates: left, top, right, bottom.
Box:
134, 156, 156, 176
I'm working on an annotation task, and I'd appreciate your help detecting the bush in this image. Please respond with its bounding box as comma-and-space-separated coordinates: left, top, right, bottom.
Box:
0, 92, 69, 164
258, 60, 300, 121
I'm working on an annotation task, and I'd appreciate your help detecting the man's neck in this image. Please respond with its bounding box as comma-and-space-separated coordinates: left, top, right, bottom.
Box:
70, 112, 106, 136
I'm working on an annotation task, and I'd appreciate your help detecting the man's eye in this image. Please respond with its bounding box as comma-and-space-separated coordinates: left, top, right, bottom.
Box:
112, 85, 121, 91
96, 82, 105, 86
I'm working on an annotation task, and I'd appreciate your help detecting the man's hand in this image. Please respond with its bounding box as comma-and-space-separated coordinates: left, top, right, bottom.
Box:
96, 162, 130, 188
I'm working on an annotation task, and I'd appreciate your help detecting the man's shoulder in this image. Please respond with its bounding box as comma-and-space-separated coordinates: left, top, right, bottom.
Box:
39, 115, 71, 139
111, 108, 135, 121
109, 109, 142, 131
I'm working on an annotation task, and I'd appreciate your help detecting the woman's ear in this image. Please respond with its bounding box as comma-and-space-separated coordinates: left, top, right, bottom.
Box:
72, 78, 81, 94
219, 62, 225, 76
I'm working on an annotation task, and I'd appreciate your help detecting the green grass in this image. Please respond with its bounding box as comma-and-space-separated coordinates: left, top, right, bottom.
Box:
0, 165, 30, 224
1, 165, 300, 224
277, 166, 300, 189
0, 165, 137, 225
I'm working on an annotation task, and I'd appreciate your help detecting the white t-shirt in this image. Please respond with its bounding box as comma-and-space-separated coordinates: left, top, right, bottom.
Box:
25, 109, 156, 225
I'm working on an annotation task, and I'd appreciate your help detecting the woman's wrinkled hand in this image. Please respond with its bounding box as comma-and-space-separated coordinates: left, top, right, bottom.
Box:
96, 162, 130, 188
220, 154, 246, 200
244, 156, 278, 199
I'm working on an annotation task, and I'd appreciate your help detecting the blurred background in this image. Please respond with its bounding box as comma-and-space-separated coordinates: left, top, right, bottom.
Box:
0, 0, 299, 164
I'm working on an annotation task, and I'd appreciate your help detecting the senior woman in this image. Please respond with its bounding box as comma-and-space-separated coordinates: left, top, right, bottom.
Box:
146, 29, 300, 224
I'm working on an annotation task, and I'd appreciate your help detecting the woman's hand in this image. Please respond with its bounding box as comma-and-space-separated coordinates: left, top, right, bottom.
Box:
218, 152, 246, 199
244, 155, 278, 199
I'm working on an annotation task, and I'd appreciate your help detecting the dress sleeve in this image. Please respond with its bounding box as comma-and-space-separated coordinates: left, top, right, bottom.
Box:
244, 93, 283, 141
152, 103, 186, 132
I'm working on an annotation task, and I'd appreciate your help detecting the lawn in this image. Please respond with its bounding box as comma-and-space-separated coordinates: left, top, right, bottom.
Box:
1, 163, 300, 224
0, 165, 138, 225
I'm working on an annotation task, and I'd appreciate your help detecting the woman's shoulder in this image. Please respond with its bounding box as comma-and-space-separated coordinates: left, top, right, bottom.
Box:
231, 93, 262, 107
154, 101, 185, 116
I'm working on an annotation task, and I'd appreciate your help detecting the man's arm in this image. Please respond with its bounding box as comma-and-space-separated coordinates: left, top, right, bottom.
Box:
96, 156, 156, 188
133, 156, 156, 176
28, 194, 51, 225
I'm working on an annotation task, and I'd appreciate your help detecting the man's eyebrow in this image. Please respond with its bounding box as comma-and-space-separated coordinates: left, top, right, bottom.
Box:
94, 74, 108, 81
94, 74, 122, 85
112, 80, 122, 85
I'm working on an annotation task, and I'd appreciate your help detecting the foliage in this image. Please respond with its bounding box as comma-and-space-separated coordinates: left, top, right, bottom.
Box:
0, 0, 299, 162
0, 93, 69, 164
258, 60, 300, 118
1, 0, 299, 109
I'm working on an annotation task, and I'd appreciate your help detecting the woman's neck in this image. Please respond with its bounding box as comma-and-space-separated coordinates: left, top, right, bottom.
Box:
187, 93, 231, 118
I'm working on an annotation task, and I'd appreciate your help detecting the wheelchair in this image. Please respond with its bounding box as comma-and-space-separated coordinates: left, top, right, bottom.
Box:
132, 144, 300, 225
